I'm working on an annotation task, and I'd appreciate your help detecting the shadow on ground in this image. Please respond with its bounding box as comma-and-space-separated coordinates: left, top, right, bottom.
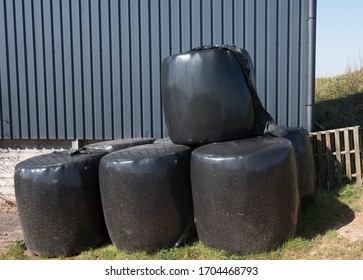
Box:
300, 189, 355, 239
315, 92, 363, 130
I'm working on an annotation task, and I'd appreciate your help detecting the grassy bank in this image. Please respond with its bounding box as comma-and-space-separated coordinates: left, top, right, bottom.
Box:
315, 68, 363, 130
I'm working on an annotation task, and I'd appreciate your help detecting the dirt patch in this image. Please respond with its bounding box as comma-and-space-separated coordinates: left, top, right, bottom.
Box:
336, 194, 363, 242
337, 211, 363, 242
0, 199, 23, 252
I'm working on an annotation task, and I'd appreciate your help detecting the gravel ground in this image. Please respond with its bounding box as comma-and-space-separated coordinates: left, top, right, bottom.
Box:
0, 199, 23, 252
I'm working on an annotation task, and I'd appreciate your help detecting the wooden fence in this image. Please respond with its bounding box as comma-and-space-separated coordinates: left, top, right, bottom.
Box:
310, 126, 362, 189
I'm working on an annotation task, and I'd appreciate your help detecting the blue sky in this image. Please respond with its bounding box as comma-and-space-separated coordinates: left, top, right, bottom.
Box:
316, 0, 363, 77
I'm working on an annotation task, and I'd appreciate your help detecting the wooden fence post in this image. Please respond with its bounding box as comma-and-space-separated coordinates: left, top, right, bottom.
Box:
334, 130, 343, 187
353, 126, 362, 185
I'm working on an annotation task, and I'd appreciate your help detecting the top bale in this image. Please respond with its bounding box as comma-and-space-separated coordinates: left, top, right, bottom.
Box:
161, 48, 256, 146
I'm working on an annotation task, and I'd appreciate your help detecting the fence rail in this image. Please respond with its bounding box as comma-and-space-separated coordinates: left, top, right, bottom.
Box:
310, 126, 362, 189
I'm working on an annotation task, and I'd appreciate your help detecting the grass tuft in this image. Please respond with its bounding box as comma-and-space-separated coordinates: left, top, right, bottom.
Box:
0, 241, 27, 260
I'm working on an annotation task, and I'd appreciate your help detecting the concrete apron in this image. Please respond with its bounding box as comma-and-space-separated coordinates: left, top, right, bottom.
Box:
0, 148, 55, 201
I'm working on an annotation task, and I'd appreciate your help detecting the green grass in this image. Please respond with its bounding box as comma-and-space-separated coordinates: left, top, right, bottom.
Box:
315, 69, 363, 103
338, 184, 363, 211
300, 188, 354, 239
2, 184, 363, 260
315, 68, 363, 129
0, 241, 27, 260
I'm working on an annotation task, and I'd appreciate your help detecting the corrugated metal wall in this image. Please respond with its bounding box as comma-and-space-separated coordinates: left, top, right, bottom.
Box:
0, 0, 316, 140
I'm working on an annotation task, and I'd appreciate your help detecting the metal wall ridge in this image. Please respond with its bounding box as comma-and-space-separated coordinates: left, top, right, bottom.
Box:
0, 0, 316, 140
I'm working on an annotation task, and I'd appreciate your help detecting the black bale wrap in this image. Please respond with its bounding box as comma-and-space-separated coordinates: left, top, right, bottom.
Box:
14, 150, 109, 257
283, 127, 316, 205
161, 47, 256, 145
191, 45, 286, 137
161, 44, 285, 147
191, 137, 300, 255
99, 143, 194, 252
83, 138, 155, 153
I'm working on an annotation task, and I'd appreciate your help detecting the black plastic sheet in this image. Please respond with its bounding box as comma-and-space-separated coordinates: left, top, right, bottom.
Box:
161, 48, 255, 145
14, 150, 109, 257
83, 138, 155, 153
153, 138, 173, 144
99, 143, 194, 252
191, 137, 300, 255
190, 45, 286, 137
284, 127, 316, 205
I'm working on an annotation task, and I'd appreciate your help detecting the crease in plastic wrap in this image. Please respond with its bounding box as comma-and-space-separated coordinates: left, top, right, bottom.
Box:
191, 44, 286, 137
83, 138, 155, 153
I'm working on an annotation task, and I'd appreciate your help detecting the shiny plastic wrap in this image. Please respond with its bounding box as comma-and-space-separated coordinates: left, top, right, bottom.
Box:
161, 48, 255, 145
153, 138, 173, 144
191, 137, 300, 255
99, 143, 194, 252
83, 138, 155, 153
14, 150, 109, 257
284, 127, 316, 205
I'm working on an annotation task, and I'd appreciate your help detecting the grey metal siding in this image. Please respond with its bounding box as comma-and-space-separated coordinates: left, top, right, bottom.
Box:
0, 0, 316, 140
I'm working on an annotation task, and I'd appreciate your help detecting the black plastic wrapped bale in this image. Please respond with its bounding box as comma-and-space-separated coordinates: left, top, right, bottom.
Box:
14, 150, 109, 257
99, 143, 194, 252
283, 127, 316, 206
191, 137, 300, 255
83, 138, 155, 153
161, 48, 255, 145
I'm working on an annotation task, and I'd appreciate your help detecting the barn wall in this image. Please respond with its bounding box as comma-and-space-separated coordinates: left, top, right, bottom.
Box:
0, 0, 316, 140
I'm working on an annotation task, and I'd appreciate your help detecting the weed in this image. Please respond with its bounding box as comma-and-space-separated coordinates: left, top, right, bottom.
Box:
0, 241, 27, 260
